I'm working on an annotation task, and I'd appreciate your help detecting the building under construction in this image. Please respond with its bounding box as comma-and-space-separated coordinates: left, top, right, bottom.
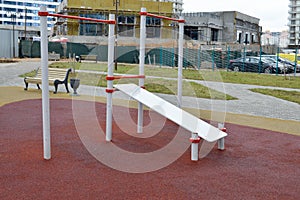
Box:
55, 0, 175, 39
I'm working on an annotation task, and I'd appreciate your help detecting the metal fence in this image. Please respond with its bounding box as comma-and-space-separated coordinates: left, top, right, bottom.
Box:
0, 29, 19, 58
19, 40, 298, 76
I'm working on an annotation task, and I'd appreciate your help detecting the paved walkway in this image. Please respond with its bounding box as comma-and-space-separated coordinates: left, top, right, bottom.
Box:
0, 59, 299, 122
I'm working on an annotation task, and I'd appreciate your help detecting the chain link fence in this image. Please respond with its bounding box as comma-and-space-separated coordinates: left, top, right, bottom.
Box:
19, 39, 299, 76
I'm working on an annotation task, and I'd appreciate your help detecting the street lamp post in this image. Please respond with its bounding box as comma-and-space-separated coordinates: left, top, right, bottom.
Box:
113, 0, 119, 71
6, 11, 21, 58
24, 7, 27, 40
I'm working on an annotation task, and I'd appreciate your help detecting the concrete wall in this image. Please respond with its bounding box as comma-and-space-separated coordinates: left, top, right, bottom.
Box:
0, 29, 19, 58
235, 11, 259, 25
222, 12, 236, 43
223, 11, 260, 44
183, 11, 260, 44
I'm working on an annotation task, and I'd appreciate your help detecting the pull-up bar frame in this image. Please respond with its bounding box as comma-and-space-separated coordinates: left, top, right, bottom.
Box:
39, 6, 115, 160
136, 7, 185, 135
140, 11, 185, 23
106, 75, 145, 80
38, 11, 116, 24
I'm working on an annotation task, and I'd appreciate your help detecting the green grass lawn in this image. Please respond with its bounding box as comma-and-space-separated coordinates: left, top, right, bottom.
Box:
250, 88, 300, 105
72, 72, 236, 100
21, 61, 300, 101
49, 62, 300, 89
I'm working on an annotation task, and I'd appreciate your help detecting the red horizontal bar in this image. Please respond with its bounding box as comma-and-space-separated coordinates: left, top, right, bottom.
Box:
106, 88, 115, 93
189, 137, 201, 143
220, 128, 227, 132
39, 12, 115, 24
140, 11, 147, 16
49, 13, 116, 24
38, 11, 49, 16
106, 75, 145, 80
143, 12, 185, 23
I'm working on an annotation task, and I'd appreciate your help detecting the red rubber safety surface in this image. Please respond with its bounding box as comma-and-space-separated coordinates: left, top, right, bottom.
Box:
0, 99, 299, 200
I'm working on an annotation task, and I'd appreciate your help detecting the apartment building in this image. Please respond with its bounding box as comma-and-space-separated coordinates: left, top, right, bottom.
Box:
288, 0, 300, 47
0, 0, 62, 37
55, 0, 173, 38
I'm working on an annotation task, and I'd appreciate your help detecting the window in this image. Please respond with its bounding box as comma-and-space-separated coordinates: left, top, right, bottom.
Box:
249, 58, 258, 63
199, 30, 205, 41
146, 27, 160, 38
79, 13, 107, 36
237, 32, 242, 43
251, 34, 255, 43
118, 16, 135, 24
146, 17, 161, 38
116, 15, 135, 37
118, 25, 134, 37
211, 28, 218, 42
146, 17, 161, 26
184, 26, 198, 40
244, 33, 249, 44
4, 1, 15, 5
79, 23, 105, 36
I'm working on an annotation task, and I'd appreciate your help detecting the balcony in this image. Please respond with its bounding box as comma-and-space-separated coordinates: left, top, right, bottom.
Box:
289, 9, 300, 14
289, 2, 300, 7
288, 22, 296, 27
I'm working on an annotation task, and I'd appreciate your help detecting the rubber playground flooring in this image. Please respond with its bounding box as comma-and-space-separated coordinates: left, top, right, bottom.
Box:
1, 86, 299, 199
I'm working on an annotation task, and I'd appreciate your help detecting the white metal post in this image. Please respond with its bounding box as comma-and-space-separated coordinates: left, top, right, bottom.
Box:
177, 17, 184, 108
190, 133, 200, 161
218, 138, 225, 150
218, 123, 226, 150
137, 7, 146, 133
40, 6, 51, 160
106, 14, 115, 141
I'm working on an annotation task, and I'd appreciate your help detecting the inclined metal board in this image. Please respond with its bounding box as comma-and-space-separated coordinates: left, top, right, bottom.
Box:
114, 84, 227, 142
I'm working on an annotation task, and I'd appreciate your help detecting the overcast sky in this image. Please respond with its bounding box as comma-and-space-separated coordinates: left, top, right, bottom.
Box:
182, 0, 289, 32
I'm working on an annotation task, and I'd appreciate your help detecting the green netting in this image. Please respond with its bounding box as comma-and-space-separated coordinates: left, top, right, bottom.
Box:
145, 48, 175, 67
19, 41, 64, 58
89, 46, 139, 63
18, 41, 270, 73
31, 41, 41, 58
116, 46, 139, 64
48, 42, 64, 56
67, 43, 90, 58
19, 40, 32, 58
183, 48, 198, 68
145, 47, 193, 68
89, 45, 108, 61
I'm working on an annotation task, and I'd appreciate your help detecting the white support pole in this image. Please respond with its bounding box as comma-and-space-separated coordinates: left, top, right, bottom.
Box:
190, 133, 200, 161
177, 17, 184, 108
40, 6, 51, 160
137, 7, 146, 133
218, 123, 226, 150
106, 14, 115, 142
218, 138, 225, 150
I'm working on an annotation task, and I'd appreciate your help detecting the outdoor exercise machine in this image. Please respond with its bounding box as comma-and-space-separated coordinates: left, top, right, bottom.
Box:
39, 6, 226, 162
38, 6, 116, 160
105, 8, 184, 141
106, 8, 227, 161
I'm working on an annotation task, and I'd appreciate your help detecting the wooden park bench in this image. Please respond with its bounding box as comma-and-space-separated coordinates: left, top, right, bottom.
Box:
79, 54, 97, 63
48, 52, 60, 61
24, 68, 72, 94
